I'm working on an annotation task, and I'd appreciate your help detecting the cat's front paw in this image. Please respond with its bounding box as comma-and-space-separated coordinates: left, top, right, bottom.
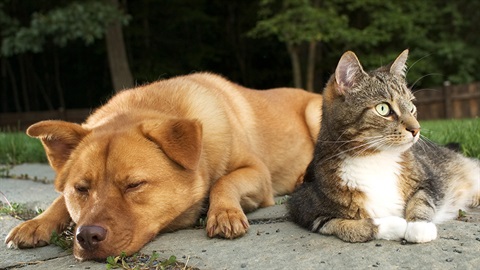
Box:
404, 221, 437, 243
373, 216, 407, 241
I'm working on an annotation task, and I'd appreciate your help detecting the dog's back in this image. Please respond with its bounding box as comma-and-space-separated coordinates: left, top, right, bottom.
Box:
85, 72, 322, 195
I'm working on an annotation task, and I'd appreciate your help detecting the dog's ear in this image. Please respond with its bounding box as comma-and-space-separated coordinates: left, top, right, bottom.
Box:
27, 120, 89, 172
141, 119, 203, 170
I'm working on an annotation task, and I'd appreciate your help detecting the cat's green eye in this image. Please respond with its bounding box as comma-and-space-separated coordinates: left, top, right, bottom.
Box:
375, 103, 391, 116
408, 102, 416, 113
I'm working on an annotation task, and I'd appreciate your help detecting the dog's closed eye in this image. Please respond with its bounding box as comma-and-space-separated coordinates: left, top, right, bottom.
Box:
75, 185, 89, 194
125, 181, 146, 192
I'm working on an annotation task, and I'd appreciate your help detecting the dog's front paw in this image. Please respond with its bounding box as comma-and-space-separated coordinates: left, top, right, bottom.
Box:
5, 219, 56, 248
404, 221, 437, 243
206, 207, 249, 239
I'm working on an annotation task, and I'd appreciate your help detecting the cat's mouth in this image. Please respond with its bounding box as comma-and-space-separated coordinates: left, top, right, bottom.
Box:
413, 133, 420, 144
403, 133, 419, 144
400, 131, 420, 145
378, 134, 419, 153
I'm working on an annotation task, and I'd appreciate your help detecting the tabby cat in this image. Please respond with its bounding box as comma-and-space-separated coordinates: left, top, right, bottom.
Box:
288, 50, 480, 243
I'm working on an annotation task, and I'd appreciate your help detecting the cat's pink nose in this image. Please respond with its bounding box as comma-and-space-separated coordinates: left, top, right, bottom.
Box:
406, 127, 420, 137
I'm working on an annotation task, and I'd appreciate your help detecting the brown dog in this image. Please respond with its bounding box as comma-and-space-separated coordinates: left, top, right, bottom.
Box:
5, 73, 322, 261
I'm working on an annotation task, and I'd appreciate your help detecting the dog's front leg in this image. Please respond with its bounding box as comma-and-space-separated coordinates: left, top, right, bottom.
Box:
206, 161, 274, 239
5, 195, 71, 248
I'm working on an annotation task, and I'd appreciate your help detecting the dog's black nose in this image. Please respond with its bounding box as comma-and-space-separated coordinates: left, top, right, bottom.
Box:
76, 225, 107, 250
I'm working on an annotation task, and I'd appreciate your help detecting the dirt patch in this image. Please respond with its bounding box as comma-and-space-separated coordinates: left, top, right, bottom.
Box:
457, 207, 480, 223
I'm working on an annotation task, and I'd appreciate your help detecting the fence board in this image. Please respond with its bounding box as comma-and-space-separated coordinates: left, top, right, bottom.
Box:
0, 109, 91, 130
414, 82, 480, 120
1, 82, 479, 129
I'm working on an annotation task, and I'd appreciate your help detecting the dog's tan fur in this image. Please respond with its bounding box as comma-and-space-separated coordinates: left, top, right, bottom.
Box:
5, 73, 322, 260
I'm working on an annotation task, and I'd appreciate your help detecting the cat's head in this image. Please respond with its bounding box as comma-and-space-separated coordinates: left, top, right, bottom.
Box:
321, 50, 420, 154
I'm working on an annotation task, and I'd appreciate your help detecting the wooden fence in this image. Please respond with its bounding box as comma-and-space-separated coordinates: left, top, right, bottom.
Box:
0, 109, 91, 130
414, 82, 480, 120
1, 82, 479, 130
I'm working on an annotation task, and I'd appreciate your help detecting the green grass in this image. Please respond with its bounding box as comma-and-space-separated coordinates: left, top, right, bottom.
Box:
0, 118, 478, 165
105, 252, 194, 270
0, 201, 44, 220
0, 132, 47, 164
420, 118, 480, 159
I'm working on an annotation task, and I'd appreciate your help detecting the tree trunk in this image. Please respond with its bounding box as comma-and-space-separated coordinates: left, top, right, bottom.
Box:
18, 55, 30, 112
316, 42, 324, 91
306, 0, 321, 92
26, 56, 54, 110
5, 60, 21, 112
1, 59, 8, 112
305, 40, 317, 92
53, 51, 66, 110
286, 43, 302, 89
105, 0, 134, 92
227, 2, 249, 85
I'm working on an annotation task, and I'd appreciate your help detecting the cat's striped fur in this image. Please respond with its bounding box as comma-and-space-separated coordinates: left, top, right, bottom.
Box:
288, 50, 480, 243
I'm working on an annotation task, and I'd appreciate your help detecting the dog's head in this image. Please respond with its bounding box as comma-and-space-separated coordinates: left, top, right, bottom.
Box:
27, 116, 206, 260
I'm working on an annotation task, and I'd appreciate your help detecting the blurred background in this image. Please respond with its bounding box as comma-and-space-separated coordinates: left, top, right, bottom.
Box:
1, 0, 479, 123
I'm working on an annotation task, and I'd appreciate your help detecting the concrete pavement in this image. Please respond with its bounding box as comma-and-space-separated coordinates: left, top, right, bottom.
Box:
1, 164, 479, 269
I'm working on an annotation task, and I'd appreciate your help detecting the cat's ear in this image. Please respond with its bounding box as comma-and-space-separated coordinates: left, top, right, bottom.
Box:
389, 49, 409, 77
335, 51, 366, 95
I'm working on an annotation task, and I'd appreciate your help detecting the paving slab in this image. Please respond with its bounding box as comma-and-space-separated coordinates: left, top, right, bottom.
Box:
0, 163, 58, 213
142, 221, 480, 270
6, 163, 56, 182
0, 178, 58, 211
0, 215, 70, 269
5, 220, 479, 270
1, 164, 479, 270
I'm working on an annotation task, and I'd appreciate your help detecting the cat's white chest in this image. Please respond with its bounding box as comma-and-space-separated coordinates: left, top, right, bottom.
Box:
339, 152, 405, 218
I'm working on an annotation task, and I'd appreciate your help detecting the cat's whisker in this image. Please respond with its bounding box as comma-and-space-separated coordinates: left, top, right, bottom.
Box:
320, 133, 383, 159
419, 136, 437, 148
320, 135, 384, 144
350, 138, 389, 158
419, 135, 437, 146
418, 132, 436, 145
328, 137, 356, 157
416, 138, 429, 153
320, 137, 388, 162
320, 140, 360, 143
405, 53, 432, 76
370, 138, 399, 153
412, 88, 440, 95
319, 131, 353, 153
370, 140, 391, 153
415, 135, 439, 153
410, 73, 442, 90
418, 128, 435, 137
